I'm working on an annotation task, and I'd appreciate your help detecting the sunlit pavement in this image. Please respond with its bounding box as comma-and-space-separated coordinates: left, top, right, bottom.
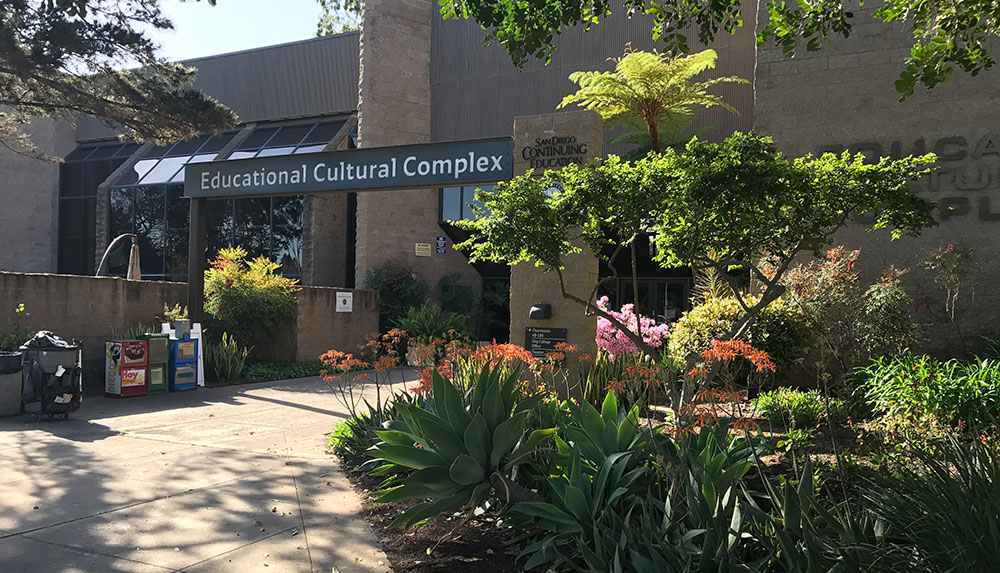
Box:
0, 369, 416, 572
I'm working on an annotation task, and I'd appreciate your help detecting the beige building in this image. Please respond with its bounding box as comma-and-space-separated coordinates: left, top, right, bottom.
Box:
0, 1, 994, 347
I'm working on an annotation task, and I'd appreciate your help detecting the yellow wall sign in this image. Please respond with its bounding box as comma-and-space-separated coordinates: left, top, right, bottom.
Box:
415, 243, 432, 257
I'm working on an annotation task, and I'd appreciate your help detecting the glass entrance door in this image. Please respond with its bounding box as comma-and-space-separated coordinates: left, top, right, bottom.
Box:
616, 278, 692, 322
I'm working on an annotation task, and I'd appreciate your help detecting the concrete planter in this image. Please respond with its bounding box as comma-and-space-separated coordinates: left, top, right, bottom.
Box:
0, 371, 21, 416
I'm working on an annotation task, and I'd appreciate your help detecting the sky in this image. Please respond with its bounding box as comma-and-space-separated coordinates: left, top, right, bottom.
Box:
151, 0, 325, 62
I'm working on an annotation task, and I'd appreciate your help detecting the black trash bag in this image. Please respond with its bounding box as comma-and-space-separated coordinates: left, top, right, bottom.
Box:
20, 331, 80, 351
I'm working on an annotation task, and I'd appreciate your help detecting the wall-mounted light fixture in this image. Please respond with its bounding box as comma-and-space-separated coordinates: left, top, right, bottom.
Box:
529, 302, 552, 320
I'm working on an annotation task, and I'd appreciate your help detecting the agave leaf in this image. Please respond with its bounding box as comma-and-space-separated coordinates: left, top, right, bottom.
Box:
490, 411, 529, 468
463, 413, 491, 467
387, 492, 468, 529
406, 407, 466, 460
374, 429, 419, 447
449, 453, 486, 485
508, 502, 584, 532
403, 465, 460, 492
372, 443, 443, 470
505, 428, 559, 469
482, 376, 505, 431
601, 391, 618, 424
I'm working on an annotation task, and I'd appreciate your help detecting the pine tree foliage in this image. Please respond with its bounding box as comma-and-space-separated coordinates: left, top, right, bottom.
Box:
1, 0, 237, 158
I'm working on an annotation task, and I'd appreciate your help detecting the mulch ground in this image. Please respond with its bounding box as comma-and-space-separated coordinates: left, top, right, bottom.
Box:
346, 471, 523, 572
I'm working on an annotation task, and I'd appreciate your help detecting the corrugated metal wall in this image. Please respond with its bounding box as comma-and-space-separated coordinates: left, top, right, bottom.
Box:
76, 33, 361, 142
430, 5, 757, 151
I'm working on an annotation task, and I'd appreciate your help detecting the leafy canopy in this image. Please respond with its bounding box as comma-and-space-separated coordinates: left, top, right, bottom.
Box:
2, 0, 237, 157
316, 0, 361, 35
559, 48, 746, 153
440, 0, 1000, 98
459, 133, 937, 275
457, 132, 937, 367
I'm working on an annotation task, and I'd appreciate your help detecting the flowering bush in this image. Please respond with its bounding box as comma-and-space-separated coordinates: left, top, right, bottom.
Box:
594, 296, 669, 361
668, 296, 808, 379
203, 246, 299, 347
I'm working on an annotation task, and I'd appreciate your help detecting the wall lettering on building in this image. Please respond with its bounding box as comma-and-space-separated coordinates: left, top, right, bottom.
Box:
521, 135, 589, 169
819, 133, 1000, 222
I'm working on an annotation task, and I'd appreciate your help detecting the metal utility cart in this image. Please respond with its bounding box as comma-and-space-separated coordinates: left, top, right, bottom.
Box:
21, 332, 83, 420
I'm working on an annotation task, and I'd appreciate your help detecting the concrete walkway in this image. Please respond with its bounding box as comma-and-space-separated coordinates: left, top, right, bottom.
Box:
0, 369, 417, 573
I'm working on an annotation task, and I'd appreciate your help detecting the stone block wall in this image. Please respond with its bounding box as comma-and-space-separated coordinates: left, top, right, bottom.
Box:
355, 0, 481, 294
0, 117, 75, 273
754, 6, 1000, 350
0, 272, 378, 381
510, 110, 604, 395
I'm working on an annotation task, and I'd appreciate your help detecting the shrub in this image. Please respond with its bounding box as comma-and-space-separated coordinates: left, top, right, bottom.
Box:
242, 361, 326, 382
668, 296, 809, 378
0, 303, 32, 351
363, 261, 429, 331
858, 352, 1000, 440
782, 248, 919, 382
327, 394, 420, 469
393, 304, 471, 344
867, 438, 1000, 572
205, 332, 250, 384
203, 246, 299, 346
754, 388, 839, 428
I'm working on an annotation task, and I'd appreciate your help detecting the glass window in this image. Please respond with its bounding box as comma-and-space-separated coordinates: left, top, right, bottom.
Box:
257, 146, 297, 158
227, 150, 257, 160
139, 156, 188, 185
59, 163, 85, 197
235, 127, 278, 151
303, 121, 345, 145
197, 131, 237, 154
441, 187, 461, 221
266, 124, 313, 147
113, 143, 141, 158
64, 146, 98, 162
86, 144, 124, 160
462, 188, 479, 220
59, 198, 85, 237
109, 188, 133, 237
164, 135, 211, 157
294, 144, 327, 155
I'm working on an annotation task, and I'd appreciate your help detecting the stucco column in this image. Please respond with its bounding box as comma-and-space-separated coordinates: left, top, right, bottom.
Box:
510, 110, 603, 396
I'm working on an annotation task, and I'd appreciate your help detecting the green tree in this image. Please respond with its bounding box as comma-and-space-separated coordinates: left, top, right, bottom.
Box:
559, 47, 746, 154
457, 133, 937, 409
316, 0, 361, 35
2, 0, 236, 158
440, 0, 1000, 98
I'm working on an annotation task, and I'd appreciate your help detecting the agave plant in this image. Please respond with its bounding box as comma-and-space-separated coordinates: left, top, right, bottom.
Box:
368, 364, 557, 528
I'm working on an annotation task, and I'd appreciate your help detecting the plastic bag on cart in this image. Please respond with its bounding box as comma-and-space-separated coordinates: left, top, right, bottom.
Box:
20, 331, 79, 351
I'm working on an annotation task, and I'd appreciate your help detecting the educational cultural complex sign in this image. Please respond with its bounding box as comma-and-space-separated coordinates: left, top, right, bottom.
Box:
184, 138, 514, 198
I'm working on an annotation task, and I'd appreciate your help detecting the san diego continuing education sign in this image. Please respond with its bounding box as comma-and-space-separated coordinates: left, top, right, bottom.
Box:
184, 138, 514, 198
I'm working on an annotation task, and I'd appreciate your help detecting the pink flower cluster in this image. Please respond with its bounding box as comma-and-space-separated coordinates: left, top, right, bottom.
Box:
595, 296, 670, 360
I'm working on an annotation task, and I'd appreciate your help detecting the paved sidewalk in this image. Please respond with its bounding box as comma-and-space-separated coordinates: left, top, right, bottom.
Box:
0, 369, 416, 573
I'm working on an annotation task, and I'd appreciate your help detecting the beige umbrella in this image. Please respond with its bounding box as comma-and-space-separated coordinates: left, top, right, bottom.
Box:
126, 237, 141, 280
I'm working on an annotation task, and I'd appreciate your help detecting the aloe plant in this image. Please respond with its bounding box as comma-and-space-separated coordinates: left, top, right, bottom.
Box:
368, 364, 557, 528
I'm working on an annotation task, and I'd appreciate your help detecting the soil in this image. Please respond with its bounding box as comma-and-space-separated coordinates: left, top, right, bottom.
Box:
346, 471, 524, 572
